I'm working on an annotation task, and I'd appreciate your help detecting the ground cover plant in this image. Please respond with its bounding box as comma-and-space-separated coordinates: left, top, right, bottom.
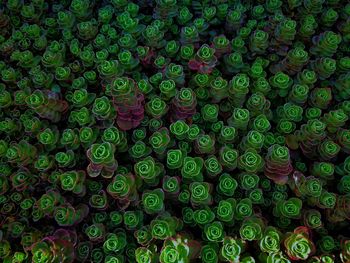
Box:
0, 0, 350, 262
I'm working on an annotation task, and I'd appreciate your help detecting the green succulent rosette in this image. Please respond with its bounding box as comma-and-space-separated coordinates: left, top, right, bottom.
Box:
5, 140, 37, 166
37, 127, 59, 149
138, 78, 154, 95
87, 142, 115, 166
269, 72, 293, 97
134, 226, 153, 247
302, 209, 322, 229
37, 190, 63, 216
246, 92, 269, 117
239, 173, 260, 191
209, 76, 228, 102
103, 231, 127, 255
159, 79, 177, 100
228, 108, 250, 131
338, 175, 350, 194
170, 120, 189, 140
274, 197, 302, 219
34, 154, 54, 172
165, 63, 185, 85
0, 240, 11, 259
228, 73, 250, 107
129, 141, 152, 160
107, 173, 138, 202
322, 109, 348, 134
248, 188, 264, 204
92, 96, 116, 120
217, 173, 238, 197
216, 198, 236, 223
284, 226, 315, 261
218, 146, 239, 171
240, 130, 265, 152
249, 30, 269, 54
136, 247, 158, 263
54, 204, 85, 226
274, 19, 297, 44
288, 84, 309, 104
280, 103, 303, 122
317, 190, 336, 210
337, 129, 350, 154
238, 150, 265, 173
102, 126, 128, 152
55, 150, 76, 168
235, 198, 253, 220
308, 255, 335, 263
10, 170, 36, 192
124, 210, 144, 230
159, 244, 181, 263
85, 223, 106, 243
108, 211, 123, 229
317, 235, 336, 254
204, 221, 225, 242
310, 31, 342, 57
97, 60, 123, 80
340, 239, 350, 263
201, 104, 219, 123
59, 170, 86, 196
310, 58, 336, 80
181, 156, 204, 182
262, 251, 291, 263
219, 236, 244, 263
241, 255, 256, 263
252, 77, 271, 96
69, 107, 95, 127
239, 217, 264, 241
193, 207, 215, 225
259, 226, 281, 253
182, 207, 194, 225
204, 155, 222, 178
87, 142, 117, 178
142, 188, 165, 214
166, 149, 184, 170
218, 126, 236, 144
60, 129, 80, 150
159, 235, 200, 263
200, 243, 219, 263
190, 182, 212, 206
69, 88, 95, 108
150, 214, 178, 240
146, 96, 168, 119
30, 240, 56, 263
251, 115, 271, 134
89, 190, 108, 210
149, 128, 171, 155
178, 188, 191, 205
135, 156, 164, 186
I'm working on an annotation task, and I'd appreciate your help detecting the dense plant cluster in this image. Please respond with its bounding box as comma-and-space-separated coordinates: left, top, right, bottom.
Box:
0, 0, 350, 262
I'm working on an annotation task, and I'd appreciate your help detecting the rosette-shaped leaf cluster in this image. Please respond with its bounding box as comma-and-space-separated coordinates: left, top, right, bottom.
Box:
109, 77, 145, 131
265, 144, 293, 185
107, 173, 138, 203
284, 227, 315, 261
87, 142, 117, 178
171, 88, 197, 121
188, 44, 217, 74
159, 235, 200, 263
26, 90, 68, 122
297, 119, 327, 158
30, 229, 75, 263
310, 31, 342, 57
